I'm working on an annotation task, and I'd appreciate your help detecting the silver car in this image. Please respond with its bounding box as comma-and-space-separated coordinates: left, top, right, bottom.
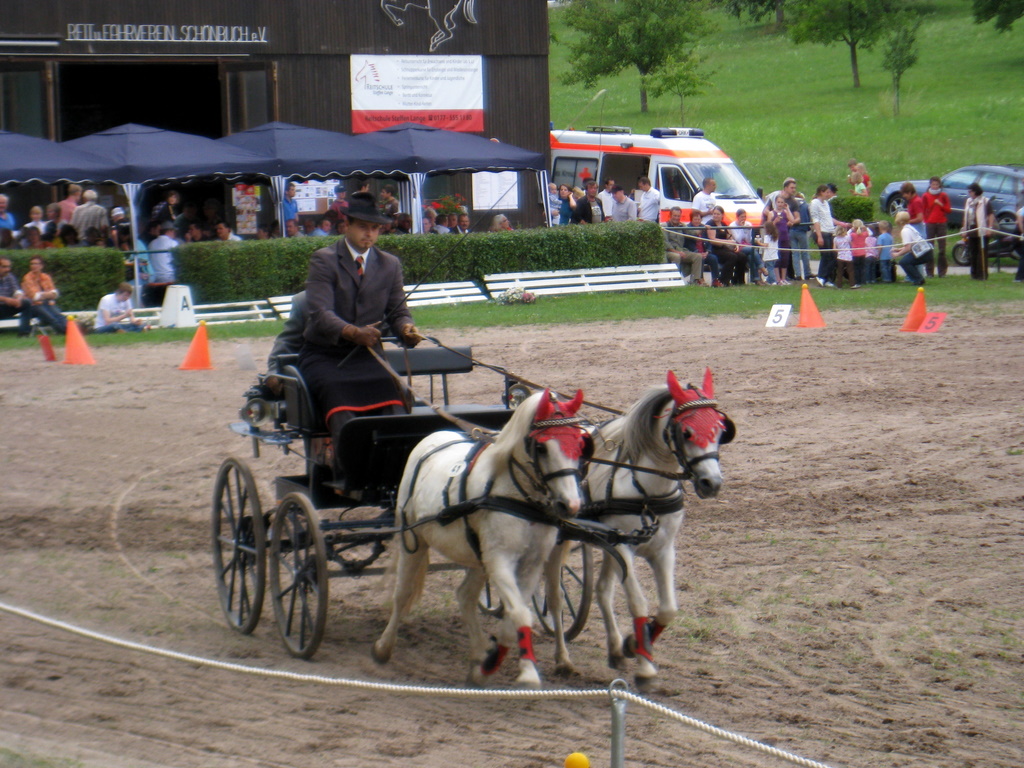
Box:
878, 164, 1024, 228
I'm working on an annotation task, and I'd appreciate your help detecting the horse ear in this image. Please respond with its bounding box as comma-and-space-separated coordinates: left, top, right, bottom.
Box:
535, 389, 554, 421
666, 370, 686, 403
702, 367, 714, 398
563, 389, 584, 416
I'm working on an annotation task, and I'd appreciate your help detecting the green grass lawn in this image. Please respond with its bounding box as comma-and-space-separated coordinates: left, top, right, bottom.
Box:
548, 0, 1024, 203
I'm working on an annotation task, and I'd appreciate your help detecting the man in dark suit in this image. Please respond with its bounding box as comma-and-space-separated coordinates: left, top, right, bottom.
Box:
298, 192, 425, 479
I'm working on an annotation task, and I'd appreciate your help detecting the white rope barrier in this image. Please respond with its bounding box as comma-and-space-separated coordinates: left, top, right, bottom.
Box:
1, 599, 844, 768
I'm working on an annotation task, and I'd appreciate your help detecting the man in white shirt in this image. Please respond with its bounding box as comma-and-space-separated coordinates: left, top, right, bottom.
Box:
637, 176, 662, 222
691, 177, 717, 224
597, 178, 616, 215
215, 221, 243, 241
96, 282, 147, 332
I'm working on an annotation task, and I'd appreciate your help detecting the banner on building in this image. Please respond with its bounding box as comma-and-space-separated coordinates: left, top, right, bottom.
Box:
350, 55, 484, 133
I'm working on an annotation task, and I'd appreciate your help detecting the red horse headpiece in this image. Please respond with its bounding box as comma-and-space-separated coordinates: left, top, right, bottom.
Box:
666, 369, 728, 449
530, 389, 590, 460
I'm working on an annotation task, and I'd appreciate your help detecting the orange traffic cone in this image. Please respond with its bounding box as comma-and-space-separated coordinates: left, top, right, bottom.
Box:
62, 319, 96, 365
900, 287, 927, 332
39, 334, 57, 362
179, 321, 213, 370
796, 284, 826, 328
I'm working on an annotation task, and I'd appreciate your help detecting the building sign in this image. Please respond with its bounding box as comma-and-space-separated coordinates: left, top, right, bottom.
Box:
473, 171, 519, 211
350, 55, 484, 134
65, 24, 268, 43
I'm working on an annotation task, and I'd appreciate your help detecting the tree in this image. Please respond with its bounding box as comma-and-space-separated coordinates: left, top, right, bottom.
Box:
788, 0, 894, 87
973, 0, 1024, 31
562, 0, 712, 113
881, 18, 920, 117
647, 53, 712, 124
721, 0, 787, 26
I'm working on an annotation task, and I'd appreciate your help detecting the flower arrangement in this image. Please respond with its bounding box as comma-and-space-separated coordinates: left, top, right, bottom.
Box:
496, 285, 536, 305
428, 193, 467, 215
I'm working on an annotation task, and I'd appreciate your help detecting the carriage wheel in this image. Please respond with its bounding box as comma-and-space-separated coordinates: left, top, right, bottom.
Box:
269, 492, 328, 659
211, 457, 266, 635
534, 543, 594, 641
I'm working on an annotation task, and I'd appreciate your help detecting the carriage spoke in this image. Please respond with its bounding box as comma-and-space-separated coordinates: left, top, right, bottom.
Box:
269, 493, 327, 659
212, 457, 265, 635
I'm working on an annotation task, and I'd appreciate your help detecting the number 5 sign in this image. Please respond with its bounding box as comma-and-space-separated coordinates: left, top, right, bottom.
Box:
765, 304, 792, 328
916, 312, 947, 333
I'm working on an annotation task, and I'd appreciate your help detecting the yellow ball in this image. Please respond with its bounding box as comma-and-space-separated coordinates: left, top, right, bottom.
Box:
565, 752, 590, 768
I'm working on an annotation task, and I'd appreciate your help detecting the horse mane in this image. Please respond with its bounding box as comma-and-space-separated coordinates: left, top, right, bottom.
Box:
485, 391, 543, 467
599, 387, 675, 463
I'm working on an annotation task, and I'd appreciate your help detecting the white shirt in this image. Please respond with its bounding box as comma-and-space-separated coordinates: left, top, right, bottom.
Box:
639, 187, 661, 221
692, 190, 717, 223
809, 197, 836, 235
597, 189, 615, 213
147, 234, 178, 282
97, 292, 132, 329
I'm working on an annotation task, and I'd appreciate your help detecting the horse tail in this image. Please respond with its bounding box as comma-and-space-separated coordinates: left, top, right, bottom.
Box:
464, 0, 477, 24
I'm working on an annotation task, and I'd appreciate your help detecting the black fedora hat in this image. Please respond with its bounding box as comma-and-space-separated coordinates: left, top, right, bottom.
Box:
345, 192, 392, 225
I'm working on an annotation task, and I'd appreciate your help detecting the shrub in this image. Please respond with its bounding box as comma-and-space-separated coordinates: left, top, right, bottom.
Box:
3, 223, 666, 308
831, 196, 876, 224
0, 247, 124, 312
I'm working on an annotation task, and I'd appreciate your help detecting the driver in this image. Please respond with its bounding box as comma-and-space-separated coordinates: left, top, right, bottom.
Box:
298, 191, 425, 476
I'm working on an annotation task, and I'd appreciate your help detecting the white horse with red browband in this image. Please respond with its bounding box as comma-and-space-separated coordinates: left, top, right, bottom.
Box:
373, 389, 590, 688
547, 369, 734, 689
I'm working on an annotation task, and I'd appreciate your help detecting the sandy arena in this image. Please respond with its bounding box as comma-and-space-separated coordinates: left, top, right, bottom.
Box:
1, 305, 1022, 768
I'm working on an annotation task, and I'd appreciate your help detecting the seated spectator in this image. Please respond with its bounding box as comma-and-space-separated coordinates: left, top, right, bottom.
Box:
151, 190, 180, 225
214, 221, 242, 241
0, 194, 16, 232
183, 221, 208, 243
82, 226, 106, 247
201, 198, 224, 228
316, 217, 335, 236
302, 217, 318, 236
18, 206, 46, 247
394, 212, 414, 234
705, 206, 743, 286
0, 229, 15, 250
329, 185, 349, 216
174, 200, 200, 240
95, 282, 148, 333
42, 203, 62, 243
21, 255, 67, 333
54, 224, 79, 248
682, 208, 718, 285
663, 207, 703, 284
70, 189, 110, 242
730, 209, 761, 284
22, 226, 51, 250
284, 218, 303, 238
489, 214, 513, 232
0, 257, 34, 336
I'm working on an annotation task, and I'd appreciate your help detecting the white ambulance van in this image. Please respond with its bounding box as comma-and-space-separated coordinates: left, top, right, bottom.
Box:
550, 126, 762, 224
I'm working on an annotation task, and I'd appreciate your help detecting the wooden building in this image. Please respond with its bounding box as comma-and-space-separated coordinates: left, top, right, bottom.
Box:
0, 0, 550, 226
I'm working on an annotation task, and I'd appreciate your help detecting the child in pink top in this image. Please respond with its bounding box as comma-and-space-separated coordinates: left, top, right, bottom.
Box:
849, 219, 869, 287
863, 228, 879, 284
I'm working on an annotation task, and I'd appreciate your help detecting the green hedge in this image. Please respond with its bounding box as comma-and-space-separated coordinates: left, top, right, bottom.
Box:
178, 221, 665, 303
0, 248, 124, 312
831, 196, 877, 224
3, 223, 665, 307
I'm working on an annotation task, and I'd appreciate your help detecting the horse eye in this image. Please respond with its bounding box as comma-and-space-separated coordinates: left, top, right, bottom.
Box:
535, 443, 548, 455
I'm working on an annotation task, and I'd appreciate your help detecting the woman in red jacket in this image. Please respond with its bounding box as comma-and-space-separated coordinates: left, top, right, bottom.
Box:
922, 176, 952, 277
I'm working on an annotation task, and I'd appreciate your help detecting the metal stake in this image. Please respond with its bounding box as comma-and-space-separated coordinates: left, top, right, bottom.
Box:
609, 679, 629, 768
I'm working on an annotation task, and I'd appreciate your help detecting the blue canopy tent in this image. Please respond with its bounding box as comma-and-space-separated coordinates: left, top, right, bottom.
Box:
63, 123, 274, 253
358, 122, 549, 231
0, 131, 119, 185
217, 121, 406, 234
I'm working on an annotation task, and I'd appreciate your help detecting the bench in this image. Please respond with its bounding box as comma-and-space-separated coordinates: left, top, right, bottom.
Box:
267, 281, 487, 320
193, 300, 276, 324
484, 263, 686, 297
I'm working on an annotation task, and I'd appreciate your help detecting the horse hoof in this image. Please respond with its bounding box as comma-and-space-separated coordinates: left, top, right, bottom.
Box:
622, 635, 637, 659
514, 677, 542, 690
371, 641, 391, 664
466, 668, 486, 689
553, 662, 577, 678
607, 653, 626, 670
635, 674, 657, 693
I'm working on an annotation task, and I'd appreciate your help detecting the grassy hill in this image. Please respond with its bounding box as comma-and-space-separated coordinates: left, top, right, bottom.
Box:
548, 0, 1024, 205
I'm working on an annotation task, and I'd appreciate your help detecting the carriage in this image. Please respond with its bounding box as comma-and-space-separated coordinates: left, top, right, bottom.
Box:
211, 340, 595, 661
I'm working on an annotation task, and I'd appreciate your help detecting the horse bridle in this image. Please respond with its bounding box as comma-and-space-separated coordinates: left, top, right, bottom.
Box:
664, 396, 734, 479
510, 416, 592, 512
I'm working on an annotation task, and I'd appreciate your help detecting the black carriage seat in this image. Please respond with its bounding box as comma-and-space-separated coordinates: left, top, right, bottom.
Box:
332, 405, 515, 498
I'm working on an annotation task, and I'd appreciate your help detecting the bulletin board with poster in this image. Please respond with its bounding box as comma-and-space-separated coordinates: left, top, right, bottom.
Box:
472, 171, 519, 211
233, 184, 262, 235
292, 181, 336, 214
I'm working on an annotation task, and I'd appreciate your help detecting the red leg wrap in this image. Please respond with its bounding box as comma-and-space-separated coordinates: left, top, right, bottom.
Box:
633, 616, 654, 662
649, 618, 666, 644
517, 626, 537, 663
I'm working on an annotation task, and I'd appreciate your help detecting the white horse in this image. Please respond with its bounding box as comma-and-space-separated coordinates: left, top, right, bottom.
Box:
373, 389, 591, 688
548, 369, 734, 689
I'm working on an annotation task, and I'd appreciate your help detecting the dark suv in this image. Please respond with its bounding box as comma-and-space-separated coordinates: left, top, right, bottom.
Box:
879, 164, 1024, 228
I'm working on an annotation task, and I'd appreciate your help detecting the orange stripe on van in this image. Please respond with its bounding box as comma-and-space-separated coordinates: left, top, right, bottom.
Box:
550, 139, 728, 160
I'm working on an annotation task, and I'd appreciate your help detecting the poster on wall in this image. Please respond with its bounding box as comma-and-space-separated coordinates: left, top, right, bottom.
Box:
232, 184, 261, 235
472, 171, 519, 211
350, 55, 483, 133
